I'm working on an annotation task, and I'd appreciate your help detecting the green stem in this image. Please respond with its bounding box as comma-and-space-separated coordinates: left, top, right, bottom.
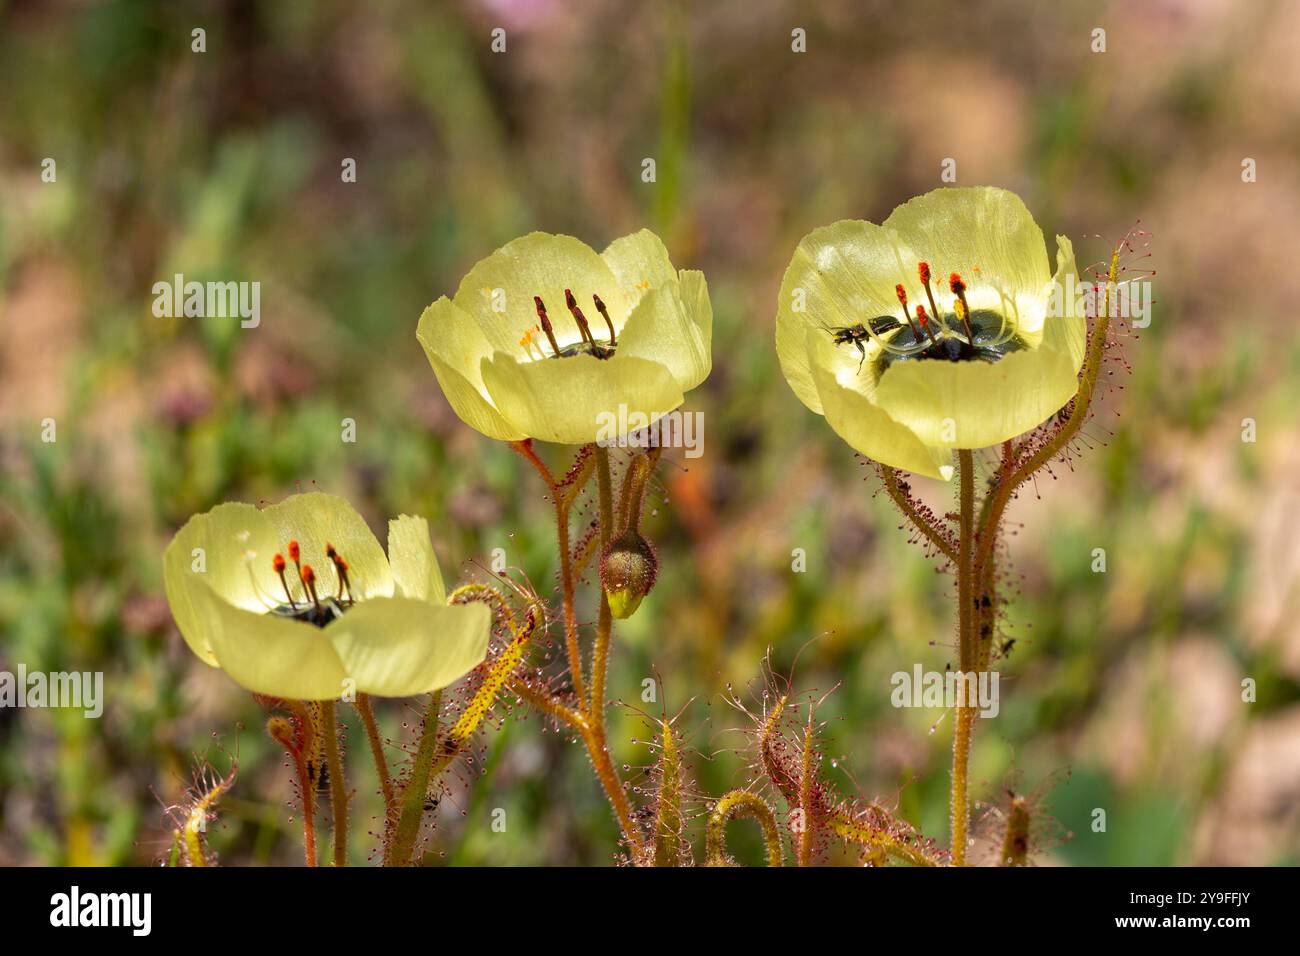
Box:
591, 445, 615, 718
387, 690, 441, 867
355, 694, 394, 823
320, 699, 348, 867
951, 448, 976, 866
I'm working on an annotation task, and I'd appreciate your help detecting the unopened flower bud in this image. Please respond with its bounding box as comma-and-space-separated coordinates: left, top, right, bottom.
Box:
600, 529, 658, 619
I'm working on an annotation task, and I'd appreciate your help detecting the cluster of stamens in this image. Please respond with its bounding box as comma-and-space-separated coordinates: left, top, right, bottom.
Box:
846, 259, 1024, 376
521, 289, 618, 360
269, 539, 354, 626
889, 261, 982, 351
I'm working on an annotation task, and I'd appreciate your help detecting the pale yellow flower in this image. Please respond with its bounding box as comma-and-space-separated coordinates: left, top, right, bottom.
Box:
163, 493, 491, 701
775, 187, 1085, 479
418, 230, 711, 444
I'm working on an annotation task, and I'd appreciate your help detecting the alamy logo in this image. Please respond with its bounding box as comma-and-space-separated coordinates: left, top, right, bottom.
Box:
0, 665, 103, 718
151, 273, 261, 328
50, 886, 151, 936
890, 665, 1000, 718
595, 405, 704, 459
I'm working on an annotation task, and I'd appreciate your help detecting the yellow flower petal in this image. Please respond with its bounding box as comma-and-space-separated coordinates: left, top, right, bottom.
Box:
1044, 235, 1086, 372
678, 268, 713, 356
387, 515, 447, 604
262, 493, 393, 600
805, 330, 952, 479
872, 342, 1080, 450
776, 219, 921, 415
163, 501, 283, 666
194, 582, 352, 700
481, 351, 684, 445
601, 229, 680, 307
616, 284, 711, 392
417, 297, 525, 442
453, 232, 629, 354
883, 186, 1051, 304
326, 599, 491, 698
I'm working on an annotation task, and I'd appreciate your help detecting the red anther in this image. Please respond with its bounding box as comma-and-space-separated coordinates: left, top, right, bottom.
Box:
301, 564, 315, 585
287, 540, 300, 563
895, 284, 908, 307
919, 262, 932, 285
533, 297, 562, 356
325, 543, 336, 559
272, 553, 286, 574
565, 288, 578, 309
916, 304, 939, 345
533, 296, 552, 330
592, 293, 617, 345
949, 273, 966, 295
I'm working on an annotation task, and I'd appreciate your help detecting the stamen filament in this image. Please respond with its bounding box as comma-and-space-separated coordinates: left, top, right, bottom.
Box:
919, 262, 943, 337
564, 289, 595, 346
592, 294, 617, 346
896, 284, 921, 338
916, 305, 939, 345
533, 297, 563, 357
949, 273, 976, 342
302, 564, 321, 610
273, 553, 296, 608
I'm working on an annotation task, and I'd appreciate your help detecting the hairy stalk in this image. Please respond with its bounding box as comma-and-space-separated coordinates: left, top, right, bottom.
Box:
974, 248, 1119, 583
760, 694, 939, 865
180, 764, 236, 867
510, 439, 588, 703
428, 616, 536, 779
320, 699, 348, 866
355, 694, 394, 822
591, 445, 615, 718
706, 790, 783, 866
652, 720, 684, 867
269, 710, 318, 866
386, 690, 441, 866
951, 448, 976, 866
881, 465, 958, 564
506, 676, 588, 730
822, 809, 940, 867
798, 713, 816, 867
556, 489, 588, 706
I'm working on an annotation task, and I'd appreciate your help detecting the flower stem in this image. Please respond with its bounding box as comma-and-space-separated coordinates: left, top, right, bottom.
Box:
974, 247, 1120, 583
582, 445, 644, 854
590, 445, 615, 720
387, 690, 441, 867
705, 790, 783, 867
355, 694, 394, 822
880, 465, 957, 564
556, 492, 588, 707
320, 699, 348, 866
951, 448, 976, 866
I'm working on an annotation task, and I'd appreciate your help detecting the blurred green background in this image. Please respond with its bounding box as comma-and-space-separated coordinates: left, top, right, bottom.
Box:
2, 0, 1298, 866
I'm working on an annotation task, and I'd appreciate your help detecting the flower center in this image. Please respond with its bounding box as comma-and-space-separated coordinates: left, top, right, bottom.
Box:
268, 539, 355, 628
522, 289, 618, 361
826, 262, 1026, 378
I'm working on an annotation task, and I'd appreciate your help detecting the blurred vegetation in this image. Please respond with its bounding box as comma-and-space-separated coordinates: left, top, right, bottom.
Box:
1, 0, 1299, 866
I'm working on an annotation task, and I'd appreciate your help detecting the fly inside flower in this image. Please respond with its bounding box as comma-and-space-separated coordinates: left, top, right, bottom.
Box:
267, 539, 356, 628
530, 290, 617, 361
833, 260, 1026, 378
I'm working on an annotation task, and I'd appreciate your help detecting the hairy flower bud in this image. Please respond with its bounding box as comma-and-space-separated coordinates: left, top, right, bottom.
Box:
600, 529, 659, 619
